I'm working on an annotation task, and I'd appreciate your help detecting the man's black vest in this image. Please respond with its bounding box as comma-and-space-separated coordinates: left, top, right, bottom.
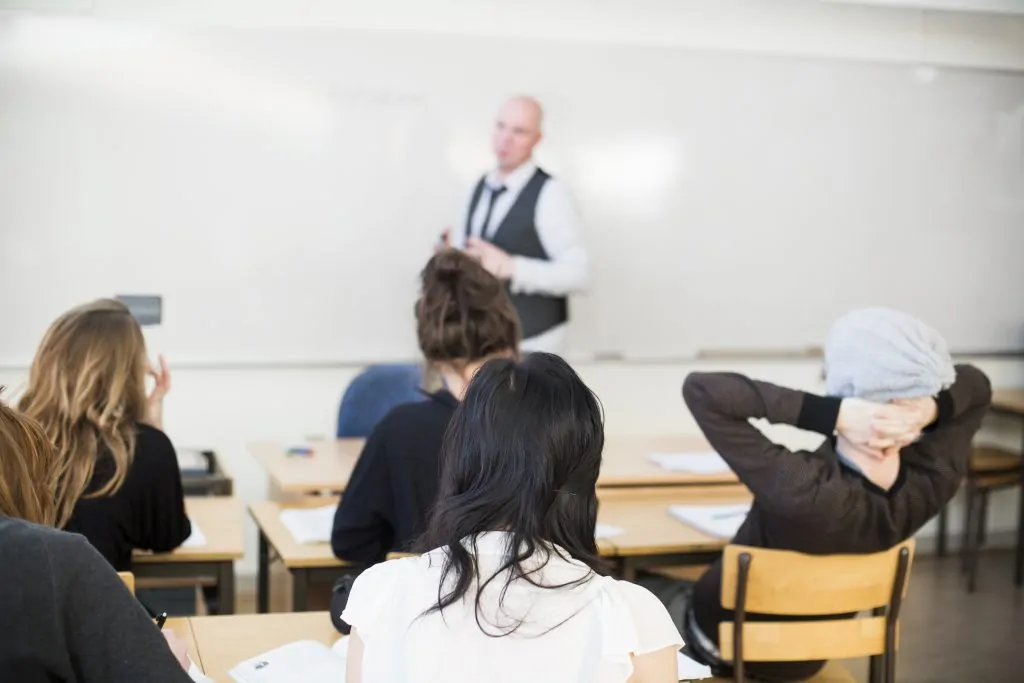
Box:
465, 168, 569, 340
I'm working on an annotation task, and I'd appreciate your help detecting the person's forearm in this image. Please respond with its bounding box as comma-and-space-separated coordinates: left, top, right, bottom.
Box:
509, 253, 588, 296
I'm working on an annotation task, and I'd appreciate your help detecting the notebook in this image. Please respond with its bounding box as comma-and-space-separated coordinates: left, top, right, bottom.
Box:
647, 451, 732, 475
181, 522, 207, 548
677, 651, 713, 680
228, 639, 348, 683
668, 503, 752, 539
594, 523, 624, 540
279, 505, 336, 544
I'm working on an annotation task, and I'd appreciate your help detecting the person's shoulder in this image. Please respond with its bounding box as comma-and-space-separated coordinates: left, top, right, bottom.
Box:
0, 516, 98, 572
343, 555, 428, 630
600, 577, 683, 654
128, 423, 179, 479
377, 392, 455, 435
606, 577, 671, 615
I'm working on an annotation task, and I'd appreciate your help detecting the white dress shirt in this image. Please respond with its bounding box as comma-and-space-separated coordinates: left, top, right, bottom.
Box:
453, 160, 588, 354
342, 531, 682, 683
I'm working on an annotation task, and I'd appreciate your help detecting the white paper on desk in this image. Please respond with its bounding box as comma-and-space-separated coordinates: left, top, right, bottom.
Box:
594, 523, 624, 540
228, 639, 346, 683
647, 451, 732, 475
181, 523, 207, 548
279, 505, 335, 544
677, 651, 713, 680
668, 503, 752, 539
177, 448, 209, 473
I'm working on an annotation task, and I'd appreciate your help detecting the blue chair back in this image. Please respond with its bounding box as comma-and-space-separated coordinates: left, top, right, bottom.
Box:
336, 364, 426, 438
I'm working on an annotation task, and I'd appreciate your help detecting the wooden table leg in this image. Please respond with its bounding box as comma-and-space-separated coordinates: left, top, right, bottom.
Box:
216, 560, 235, 615
293, 568, 309, 611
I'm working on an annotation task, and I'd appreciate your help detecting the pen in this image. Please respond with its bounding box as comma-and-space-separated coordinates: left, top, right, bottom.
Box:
155, 612, 168, 630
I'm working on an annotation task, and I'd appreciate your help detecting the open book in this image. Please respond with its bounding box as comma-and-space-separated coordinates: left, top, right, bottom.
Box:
229, 638, 349, 683
668, 503, 752, 539
647, 451, 732, 475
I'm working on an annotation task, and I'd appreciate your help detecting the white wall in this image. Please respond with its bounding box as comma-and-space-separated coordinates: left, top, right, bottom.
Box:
2, 0, 1022, 575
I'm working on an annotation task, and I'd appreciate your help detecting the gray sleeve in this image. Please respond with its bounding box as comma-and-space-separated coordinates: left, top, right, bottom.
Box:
49, 533, 195, 683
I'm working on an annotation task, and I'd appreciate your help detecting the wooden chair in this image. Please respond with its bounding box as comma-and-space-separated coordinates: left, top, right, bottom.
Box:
958, 447, 1023, 592
117, 571, 135, 595
713, 540, 914, 683
935, 446, 1020, 556
385, 552, 418, 560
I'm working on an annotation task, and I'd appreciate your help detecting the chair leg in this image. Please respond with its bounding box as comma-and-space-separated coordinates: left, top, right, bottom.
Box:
936, 505, 948, 557
967, 489, 987, 593
1015, 480, 1023, 587
960, 483, 976, 574
978, 490, 989, 546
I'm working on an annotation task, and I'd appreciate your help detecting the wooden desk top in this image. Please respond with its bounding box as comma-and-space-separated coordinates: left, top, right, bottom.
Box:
598, 435, 738, 487
249, 439, 365, 495
992, 389, 1024, 416
166, 617, 201, 670
249, 498, 349, 569
188, 612, 338, 683
598, 485, 752, 557
252, 436, 737, 495
134, 496, 245, 564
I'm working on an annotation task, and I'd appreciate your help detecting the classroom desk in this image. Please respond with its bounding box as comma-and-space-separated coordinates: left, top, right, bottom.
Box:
133, 496, 245, 614
598, 435, 737, 487
249, 439, 365, 496
249, 436, 738, 497
598, 485, 752, 582
251, 488, 745, 612
188, 612, 337, 683
183, 611, 713, 682
249, 498, 353, 613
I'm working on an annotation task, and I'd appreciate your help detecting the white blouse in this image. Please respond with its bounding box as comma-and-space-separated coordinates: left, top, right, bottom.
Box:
342, 532, 683, 683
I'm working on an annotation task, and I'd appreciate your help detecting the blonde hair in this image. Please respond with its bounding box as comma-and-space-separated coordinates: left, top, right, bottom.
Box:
18, 299, 148, 527
0, 397, 60, 526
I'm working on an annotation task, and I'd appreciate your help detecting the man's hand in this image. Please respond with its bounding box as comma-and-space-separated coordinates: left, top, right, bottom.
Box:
465, 236, 515, 280
893, 397, 939, 431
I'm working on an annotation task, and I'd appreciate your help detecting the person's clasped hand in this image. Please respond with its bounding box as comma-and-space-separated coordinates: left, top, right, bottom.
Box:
837, 396, 936, 458
464, 236, 515, 280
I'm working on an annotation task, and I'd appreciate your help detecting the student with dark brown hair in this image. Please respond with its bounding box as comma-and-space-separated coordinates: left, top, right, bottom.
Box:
331, 249, 521, 563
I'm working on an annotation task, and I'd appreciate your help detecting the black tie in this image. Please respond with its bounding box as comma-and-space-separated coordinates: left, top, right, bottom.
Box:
478, 185, 507, 239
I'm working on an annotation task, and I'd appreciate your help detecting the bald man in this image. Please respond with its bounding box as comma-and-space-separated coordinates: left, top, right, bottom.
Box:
449, 97, 588, 355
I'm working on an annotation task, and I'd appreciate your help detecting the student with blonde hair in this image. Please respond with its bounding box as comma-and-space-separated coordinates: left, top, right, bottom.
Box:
0, 400, 210, 682
19, 298, 191, 570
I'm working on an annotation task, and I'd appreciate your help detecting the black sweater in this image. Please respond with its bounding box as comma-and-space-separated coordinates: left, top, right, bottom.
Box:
683, 365, 991, 682
331, 390, 458, 563
0, 515, 194, 683
64, 423, 192, 572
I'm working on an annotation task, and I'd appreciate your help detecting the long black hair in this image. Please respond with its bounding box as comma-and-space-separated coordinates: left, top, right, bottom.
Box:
417, 352, 606, 635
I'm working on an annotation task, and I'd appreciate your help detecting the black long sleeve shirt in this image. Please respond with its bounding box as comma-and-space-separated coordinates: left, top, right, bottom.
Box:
684, 364, 991, 682
331, 390, 458, 564
64, 423, 192, 572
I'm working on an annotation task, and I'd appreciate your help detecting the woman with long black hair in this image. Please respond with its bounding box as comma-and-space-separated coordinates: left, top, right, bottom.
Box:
341, 353, 682, 683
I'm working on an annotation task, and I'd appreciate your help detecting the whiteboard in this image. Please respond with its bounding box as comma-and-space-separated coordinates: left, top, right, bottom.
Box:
0, 17, 1022, 365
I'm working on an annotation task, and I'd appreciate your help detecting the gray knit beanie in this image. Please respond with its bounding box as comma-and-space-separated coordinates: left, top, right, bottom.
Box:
824, 307, 956, 401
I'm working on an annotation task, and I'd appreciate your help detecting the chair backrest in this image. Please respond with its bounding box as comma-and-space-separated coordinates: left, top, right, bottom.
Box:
718, 540, 914, 683
336, 364, 426, 438
385, 551, 418, 561
118, 571, 135, 595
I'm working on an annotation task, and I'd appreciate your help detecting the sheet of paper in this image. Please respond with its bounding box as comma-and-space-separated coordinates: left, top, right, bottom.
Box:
229, 640, 346, 683
181, 522, 207, 548
279, 505, 336, 544
177, 448, 209, 473
594, 523, 624, 539
647, 451, 732, 474
668, 503, 752, 539
677, 651, 713, 680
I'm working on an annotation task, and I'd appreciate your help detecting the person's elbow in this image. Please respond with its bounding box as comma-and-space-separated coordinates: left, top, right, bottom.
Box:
330, 526, 380, 564
149, 515, 192, 553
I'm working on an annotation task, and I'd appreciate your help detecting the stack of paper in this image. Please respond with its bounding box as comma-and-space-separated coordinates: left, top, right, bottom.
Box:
677, 651, 713, 680
594, 523, 625, 540
177, 448, 209, 474
647, 451, 732, 474
229, 640, 347, 683
279, 505, 336, 544
181, 523, 207, 548
668, 503, 751, 539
